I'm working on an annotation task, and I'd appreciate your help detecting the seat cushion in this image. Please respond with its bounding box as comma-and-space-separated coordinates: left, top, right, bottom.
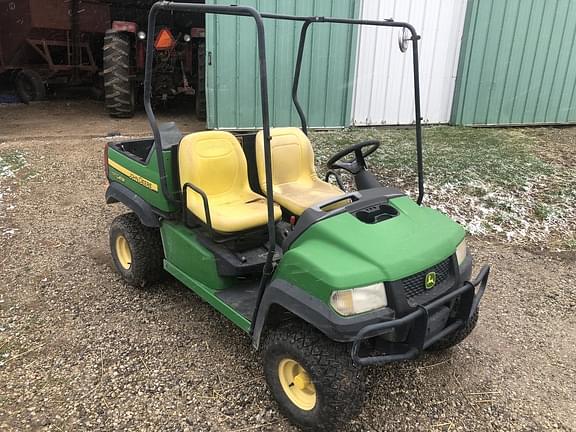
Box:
208, 190, 282, 233
272, 180, 343, 215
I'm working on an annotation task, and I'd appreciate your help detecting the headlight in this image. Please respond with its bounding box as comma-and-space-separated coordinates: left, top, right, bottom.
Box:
137, 31, 146, 40
330, 283, 387, 316
456, 239, 468, 265
183, 34, 191, 42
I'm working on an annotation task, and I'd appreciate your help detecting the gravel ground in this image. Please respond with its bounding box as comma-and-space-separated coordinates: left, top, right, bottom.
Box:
0, 101, 575, 431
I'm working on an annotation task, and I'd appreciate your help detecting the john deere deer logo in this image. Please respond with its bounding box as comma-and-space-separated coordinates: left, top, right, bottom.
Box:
424, 272, 436, 289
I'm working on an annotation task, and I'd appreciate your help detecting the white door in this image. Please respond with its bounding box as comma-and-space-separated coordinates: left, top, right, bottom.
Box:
352, 0, 467, 125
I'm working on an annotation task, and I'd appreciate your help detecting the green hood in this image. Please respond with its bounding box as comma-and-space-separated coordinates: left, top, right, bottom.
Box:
274, 196, 465, 302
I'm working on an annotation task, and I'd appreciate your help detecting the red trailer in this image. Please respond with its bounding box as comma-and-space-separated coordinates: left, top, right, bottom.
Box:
0, 0, 110, 101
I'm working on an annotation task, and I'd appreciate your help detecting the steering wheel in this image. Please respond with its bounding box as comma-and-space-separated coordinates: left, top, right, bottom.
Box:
326, 140, 381, 174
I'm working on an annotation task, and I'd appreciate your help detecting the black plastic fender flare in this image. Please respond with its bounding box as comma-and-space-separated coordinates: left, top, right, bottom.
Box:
106, 182, 160, 228
251, 279, 395, 350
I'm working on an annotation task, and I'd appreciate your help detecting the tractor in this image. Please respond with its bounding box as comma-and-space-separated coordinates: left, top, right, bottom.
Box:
103, 0, 206, 119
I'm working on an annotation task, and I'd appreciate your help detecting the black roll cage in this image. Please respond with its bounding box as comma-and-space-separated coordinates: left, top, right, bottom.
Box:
143, 1, 424, 334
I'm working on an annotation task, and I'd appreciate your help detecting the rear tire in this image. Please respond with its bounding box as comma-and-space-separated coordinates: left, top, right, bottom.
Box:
262, 322, 365, 431
109, 213, 164, 287
103, 31, 135, 118
427, 308, 479, 351
15, 69, 46, 103
195, 41, 206, 121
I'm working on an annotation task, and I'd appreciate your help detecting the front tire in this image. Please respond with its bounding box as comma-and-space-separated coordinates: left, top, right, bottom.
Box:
109, 213, 164, 287
262, 322, 365, 431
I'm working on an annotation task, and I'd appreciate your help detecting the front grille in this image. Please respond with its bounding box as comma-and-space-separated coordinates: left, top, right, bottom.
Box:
401, 258, 452, 302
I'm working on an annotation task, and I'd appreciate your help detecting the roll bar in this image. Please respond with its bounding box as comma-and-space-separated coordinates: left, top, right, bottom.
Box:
274, 13, 424, 206
143, 2, 424, 334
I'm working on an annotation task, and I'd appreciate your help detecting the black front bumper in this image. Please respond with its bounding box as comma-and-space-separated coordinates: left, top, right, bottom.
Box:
351, 265, 490, 366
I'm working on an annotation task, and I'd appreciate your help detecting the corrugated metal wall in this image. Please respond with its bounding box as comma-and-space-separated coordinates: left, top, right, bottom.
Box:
452, 0, 576, 125
205, 0, 358, 129
352, 0, 467, 125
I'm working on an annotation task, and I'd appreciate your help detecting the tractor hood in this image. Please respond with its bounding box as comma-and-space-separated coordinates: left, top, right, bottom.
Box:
275, 196, 465, 302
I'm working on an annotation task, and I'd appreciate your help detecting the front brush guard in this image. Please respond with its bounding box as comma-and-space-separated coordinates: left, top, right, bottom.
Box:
351, 265, 490, 366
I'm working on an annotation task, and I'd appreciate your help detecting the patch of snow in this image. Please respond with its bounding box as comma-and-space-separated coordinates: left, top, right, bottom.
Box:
424, 175, 575, 244
2, 228, 18, 237
0, 164, 15, 178
0, 153, 27, 222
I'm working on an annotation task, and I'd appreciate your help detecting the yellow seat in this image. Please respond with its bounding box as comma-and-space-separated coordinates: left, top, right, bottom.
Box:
179, 131, 281, 234
255, 127, 344, 215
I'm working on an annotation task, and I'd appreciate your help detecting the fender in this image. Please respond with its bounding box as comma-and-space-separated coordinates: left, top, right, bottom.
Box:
106, 182, 160, 228
251, 279, 395, 349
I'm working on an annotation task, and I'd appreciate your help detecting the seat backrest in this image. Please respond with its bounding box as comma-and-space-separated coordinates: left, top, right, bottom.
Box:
255, 127, 318, 192
179, 131, 250, 209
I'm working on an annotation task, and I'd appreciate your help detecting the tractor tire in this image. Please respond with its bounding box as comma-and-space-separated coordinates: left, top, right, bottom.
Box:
427, 308, 479, 351
262, 321, 365, 431
15, 69, 46, 103
109, 213, 164, 287
103, 30, 135, 118
195, 41, 207, 121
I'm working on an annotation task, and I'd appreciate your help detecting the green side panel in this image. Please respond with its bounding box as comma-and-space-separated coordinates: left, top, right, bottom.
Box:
107, 146, 179, 213
160, 221, 251, 332
160, 220, 231, 290
205, 0, 359, 129
452, 0, 576, 125
274, 197, 465, 304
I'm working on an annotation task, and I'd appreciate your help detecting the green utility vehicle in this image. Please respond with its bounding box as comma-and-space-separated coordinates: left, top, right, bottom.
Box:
103, 2, 490, 430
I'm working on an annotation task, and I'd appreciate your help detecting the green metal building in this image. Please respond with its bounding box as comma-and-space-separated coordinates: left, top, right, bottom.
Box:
205, 0, 359, 129
452, 0, 576, 125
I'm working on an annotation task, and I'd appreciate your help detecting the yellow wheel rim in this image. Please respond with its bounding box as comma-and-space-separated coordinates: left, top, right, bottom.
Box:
115, 234, 132, 270
278, 358, 317, 411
